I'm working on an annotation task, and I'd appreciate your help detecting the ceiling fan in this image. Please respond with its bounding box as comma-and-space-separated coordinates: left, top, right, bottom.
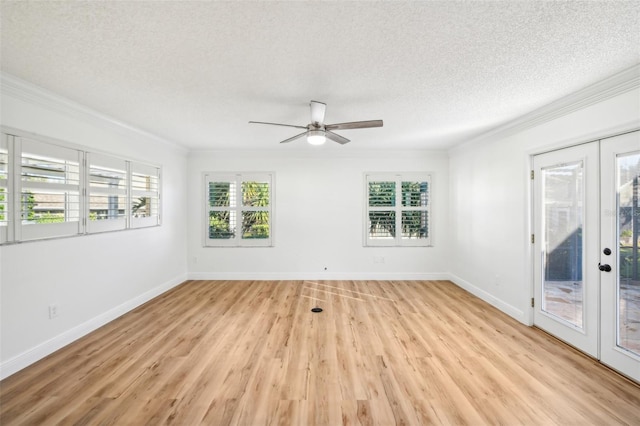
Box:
249, 100, 383, 145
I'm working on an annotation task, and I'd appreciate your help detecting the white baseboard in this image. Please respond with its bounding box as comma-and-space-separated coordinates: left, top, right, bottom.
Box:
448, 274, 528, 325
0, 273, 188, 380
187, 272, 451, 281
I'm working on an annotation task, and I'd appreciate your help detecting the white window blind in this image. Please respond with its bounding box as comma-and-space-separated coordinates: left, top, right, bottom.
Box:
87, 153, 128, 233
204, 173, 273, 247
0, 128, 162, 244
130, 162, 161, 228
0, 135, 9, 243
365, 173, 431, 247
19, 138, 82, 241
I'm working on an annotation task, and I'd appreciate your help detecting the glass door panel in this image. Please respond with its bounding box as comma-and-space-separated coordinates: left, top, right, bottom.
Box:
542, 162, 584, 328
600, 130, 640, 383
616, 151, 639, 356
533, 142, 599, 358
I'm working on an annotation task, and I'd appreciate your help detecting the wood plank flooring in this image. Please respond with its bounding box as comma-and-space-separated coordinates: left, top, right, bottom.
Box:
1, 280, 639, 425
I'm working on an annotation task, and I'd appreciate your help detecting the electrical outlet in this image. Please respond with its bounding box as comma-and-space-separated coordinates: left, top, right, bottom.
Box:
49, 304, 59, 319
374, 256, 385, 264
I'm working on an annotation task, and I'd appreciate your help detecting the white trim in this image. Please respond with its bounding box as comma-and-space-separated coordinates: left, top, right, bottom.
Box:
448, 273, 528, 325
0, 73, 187, 154
188, 272, 451, 281
188, 149, 449, 159
364, 172, 432, 247
203, 172, 274, 247
525, 153, 535, 327
0, 273, 188, 380
0, 135, 10, 244
2, 126, 164, 172
524, 124, 640, 158
1, 128, 162, 243
524, 127, 640, 330
450, 64, 640, 155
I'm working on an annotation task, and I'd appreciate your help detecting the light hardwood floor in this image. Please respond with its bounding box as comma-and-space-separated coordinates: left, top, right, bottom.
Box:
1, 280, 639, 425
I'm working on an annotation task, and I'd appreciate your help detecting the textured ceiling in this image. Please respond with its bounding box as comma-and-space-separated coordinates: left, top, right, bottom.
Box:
1, 1, 639, 151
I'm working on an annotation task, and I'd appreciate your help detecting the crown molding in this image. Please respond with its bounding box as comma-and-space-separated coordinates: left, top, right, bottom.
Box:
0, 72, 188, 153
187, 148, 449, 159
449, 63, 640, 154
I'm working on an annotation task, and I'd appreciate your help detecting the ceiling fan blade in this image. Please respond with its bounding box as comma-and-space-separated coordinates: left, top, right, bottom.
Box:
325, 120, 383, 131
310, 101, 326, 125
279, 131, 308, 144
325, 130, 350, 145
249, 121, 308, 130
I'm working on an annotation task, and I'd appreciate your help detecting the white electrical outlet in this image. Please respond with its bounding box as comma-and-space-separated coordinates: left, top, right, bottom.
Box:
49, 304, 59, 319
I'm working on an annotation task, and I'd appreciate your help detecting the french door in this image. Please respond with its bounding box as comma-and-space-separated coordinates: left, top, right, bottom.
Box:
533, 131, 640, 383
533, 141, 600, 358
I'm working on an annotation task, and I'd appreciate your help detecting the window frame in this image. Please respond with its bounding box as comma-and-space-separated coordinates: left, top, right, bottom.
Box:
130, 161, 161, 229
364, 172, 432, 247
18, 137, 84, 241
0, 134, 9, 244
86, 152, 128, 233
0, 127, 162, 244
203, 172, 274, 248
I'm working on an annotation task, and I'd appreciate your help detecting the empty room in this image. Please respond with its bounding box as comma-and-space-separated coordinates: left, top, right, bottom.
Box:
1, 1, 639, 424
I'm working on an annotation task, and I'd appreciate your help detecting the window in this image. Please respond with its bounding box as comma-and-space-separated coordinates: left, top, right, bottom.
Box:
204, 173, 273, 247
130, 162, 161, 228
0, 135, 8, 244
365, 173, 431, 246
0, 128, 161, 244
87, 153, 127, 233
19, 138, 82, 241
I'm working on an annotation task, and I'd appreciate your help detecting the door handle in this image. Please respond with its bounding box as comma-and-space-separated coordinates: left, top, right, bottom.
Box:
598, 263, 612, 272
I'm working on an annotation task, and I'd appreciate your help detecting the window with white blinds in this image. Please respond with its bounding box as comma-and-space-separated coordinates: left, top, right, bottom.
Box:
20, 138, 82, 241
0, 128, 162, 244
87, 153, 127, 233
131, 162, 161, 228
365, 173, 431, 247
0, 135, 9, 244
204, 173, 273, 247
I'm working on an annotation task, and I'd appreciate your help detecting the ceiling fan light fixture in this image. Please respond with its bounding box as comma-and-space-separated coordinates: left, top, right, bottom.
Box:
249, 100, 382, 145
307, 129, 326, 145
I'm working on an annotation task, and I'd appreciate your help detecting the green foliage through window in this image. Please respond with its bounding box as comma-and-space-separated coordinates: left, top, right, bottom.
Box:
206, 175, 272, 245
209, 211, 234, 239
0, 188, 5, 222
366, 174, 431, 246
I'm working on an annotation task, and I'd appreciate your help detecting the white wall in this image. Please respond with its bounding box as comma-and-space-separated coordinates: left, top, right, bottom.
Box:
2, 67, 636, 379
187, 150, 449, 280
0, 77, 189, 378
448, 87, 640, 324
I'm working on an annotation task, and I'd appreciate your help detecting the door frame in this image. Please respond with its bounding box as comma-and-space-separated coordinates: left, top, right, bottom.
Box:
527, 126, 640, 327
527, 127, 640, 380
599, 131, 640, 382
531, 141, 600, 358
